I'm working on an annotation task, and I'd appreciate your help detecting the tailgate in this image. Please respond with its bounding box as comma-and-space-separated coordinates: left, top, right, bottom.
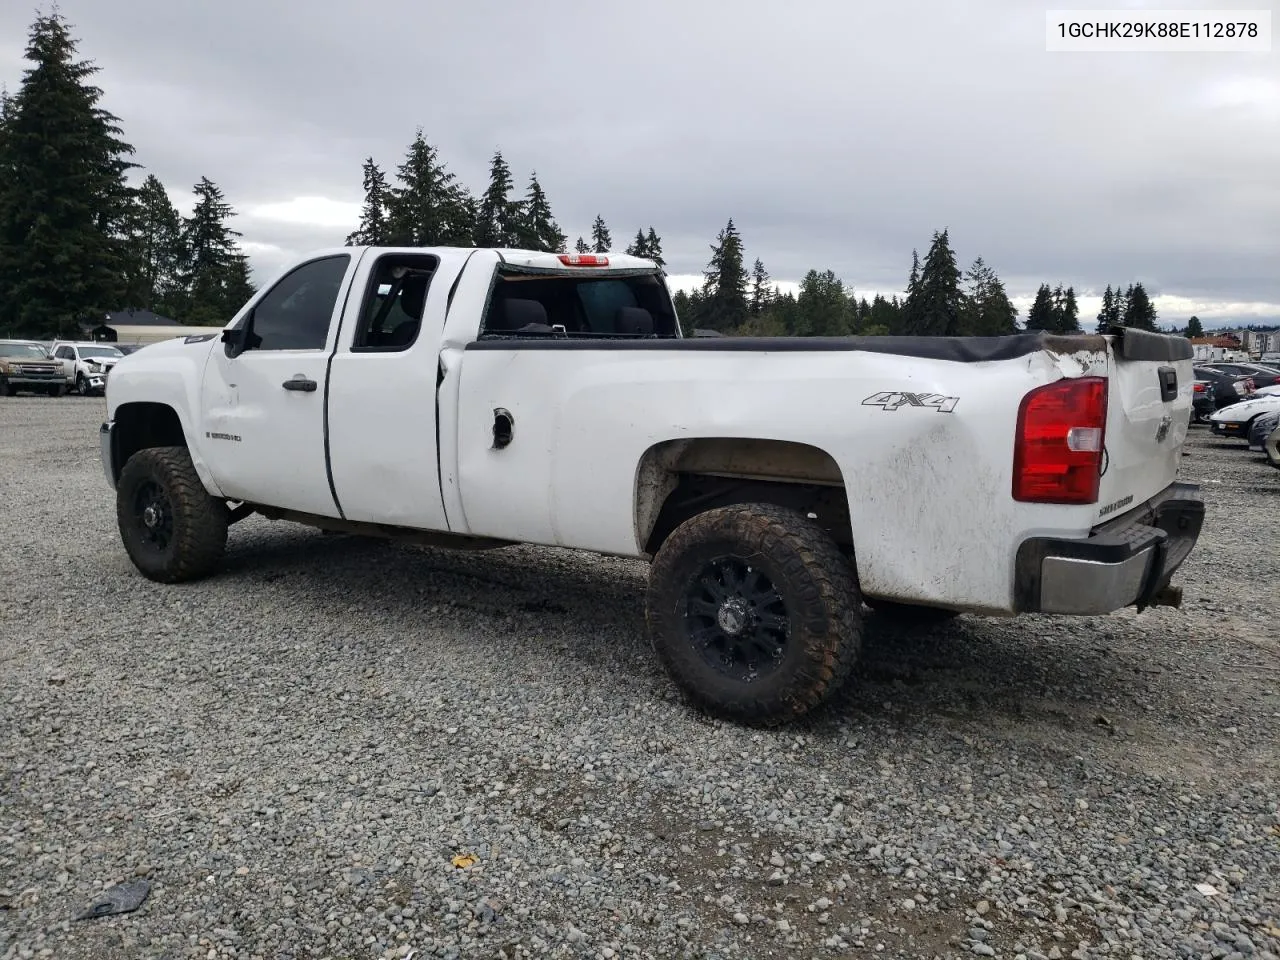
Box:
1094, 328, 1193, 519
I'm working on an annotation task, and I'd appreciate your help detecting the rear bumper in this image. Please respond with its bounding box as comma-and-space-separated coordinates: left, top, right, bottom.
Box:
1014, 481, 1204, 615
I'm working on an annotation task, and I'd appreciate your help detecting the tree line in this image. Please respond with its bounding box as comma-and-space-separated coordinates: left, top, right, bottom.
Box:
343, 135, 666, 268
0, 11, 1176, 343
0, 13, 255, 337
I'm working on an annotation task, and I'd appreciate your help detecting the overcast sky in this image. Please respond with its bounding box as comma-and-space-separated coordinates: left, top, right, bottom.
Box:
2, 0, 1277, 328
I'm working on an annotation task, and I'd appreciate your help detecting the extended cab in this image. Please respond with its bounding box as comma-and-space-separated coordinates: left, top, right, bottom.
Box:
99, 246, 1205, 724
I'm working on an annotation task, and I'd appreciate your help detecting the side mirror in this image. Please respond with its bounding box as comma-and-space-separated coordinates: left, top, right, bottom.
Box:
221, 325, 247, 358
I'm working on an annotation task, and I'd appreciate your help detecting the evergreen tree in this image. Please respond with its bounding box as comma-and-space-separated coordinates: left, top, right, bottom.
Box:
644, 227, 665, 268
961, 257, 1018, 336
1185, 315, 1204, 338
749, 258, 772, 315
385, 129, 474, 247
1121, 281, 1158, 330
1050, 284, 1081, 333
0, 12, 138, 337
1115, 284, 1131, 328
625, 229, 648, 257
590, 215, 612, 253
697, 218, 749, 333
1096, 285, 1115, 334
574, 236, 590, 254
512, 172, 564, 252
175, 176, 248, 325
121, 173, 182, 313
795, 269, 851, 336
900, 248, 922, 334
909, 229, 963, 335
671, 288, 692, 332
1026, 283, 1056, 331
473, 149, 520, 247
345, 157, 389, 246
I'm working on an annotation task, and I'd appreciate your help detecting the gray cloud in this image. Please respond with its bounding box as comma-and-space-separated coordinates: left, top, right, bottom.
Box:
3, 0, 1277, 326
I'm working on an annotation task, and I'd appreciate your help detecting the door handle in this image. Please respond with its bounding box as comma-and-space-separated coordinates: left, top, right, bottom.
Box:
282, 376, 317, 392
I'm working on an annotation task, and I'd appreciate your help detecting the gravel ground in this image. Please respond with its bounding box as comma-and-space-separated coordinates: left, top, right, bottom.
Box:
1, 396, 1277, 960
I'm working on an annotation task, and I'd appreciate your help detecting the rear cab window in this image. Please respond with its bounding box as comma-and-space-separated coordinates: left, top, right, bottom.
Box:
479, 269, 680, 340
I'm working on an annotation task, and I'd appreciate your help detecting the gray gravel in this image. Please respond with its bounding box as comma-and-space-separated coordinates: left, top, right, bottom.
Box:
1, 396, 1278, 960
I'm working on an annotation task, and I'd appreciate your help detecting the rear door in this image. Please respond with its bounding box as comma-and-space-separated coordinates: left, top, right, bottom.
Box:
325, 248, 471, 530
1094, 332, 1195, 519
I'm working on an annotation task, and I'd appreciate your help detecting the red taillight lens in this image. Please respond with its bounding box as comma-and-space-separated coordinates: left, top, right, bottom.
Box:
557, 253, 609, 267
1012, 376, 1108, 504
1193, 382, 1205, 392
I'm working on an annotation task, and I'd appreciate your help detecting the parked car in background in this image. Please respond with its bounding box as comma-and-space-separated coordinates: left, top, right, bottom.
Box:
1198, 361, 1280, 390
49, 341, 126, 395
1193, 365, 1255, 409
1191, 378, 1217, 423
0, 339, 67, 396
1209, 393, 1280, 442
1249, 410, 1280, 453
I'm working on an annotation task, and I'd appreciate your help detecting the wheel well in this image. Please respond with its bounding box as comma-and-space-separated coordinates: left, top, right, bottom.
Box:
636, 438, 852, 555
111, 402, 187, 482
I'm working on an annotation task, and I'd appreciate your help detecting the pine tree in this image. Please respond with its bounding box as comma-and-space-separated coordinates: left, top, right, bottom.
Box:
121, 173, 182, 313
1050, 284, 1066, 331
899, 249, 923, 334
385, 129, 474, 247
909, 229, 963, 335
512, 172, 564, 252
574, 236, 590, 255
590, 215, 612, 253
625, 229, 648, 257
698, 218, 749, 333
1185, 315, 1204, 338
1122, 282, 1157, 330
1115, 284, 1132, 328
1059, 285, 1081, 333
175, 176, 248, 325
346, 157, 389, 246
0, 12, 138, 337
644, 227, 665, 267
749, 258, 772, 315
1096, 285, 1115, 334
961, 257, 1018, 336
1026, 284, 1056, 331
473, 149, 521, 247
795, 269, 851, 336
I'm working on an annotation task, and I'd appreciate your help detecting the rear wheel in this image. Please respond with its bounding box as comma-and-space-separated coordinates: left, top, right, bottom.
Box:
645, 502, 862, 725
116, 446, 228, 583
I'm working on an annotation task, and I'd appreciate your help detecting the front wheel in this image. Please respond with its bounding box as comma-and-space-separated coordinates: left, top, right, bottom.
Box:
645, 503, 862, 725
116, 446, 229, 583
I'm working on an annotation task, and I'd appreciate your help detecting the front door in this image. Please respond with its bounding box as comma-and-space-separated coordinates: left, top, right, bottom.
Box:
199, 252, 359, 518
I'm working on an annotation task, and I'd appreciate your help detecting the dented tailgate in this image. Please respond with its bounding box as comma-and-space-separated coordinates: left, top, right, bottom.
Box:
1094, 328, 1194, 522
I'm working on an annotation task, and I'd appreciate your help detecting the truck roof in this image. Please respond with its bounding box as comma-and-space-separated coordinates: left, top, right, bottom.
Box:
339, 246, 661, 272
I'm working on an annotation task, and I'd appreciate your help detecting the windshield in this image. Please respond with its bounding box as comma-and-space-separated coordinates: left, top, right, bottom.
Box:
0, 343, 49, 359
80, 346, 123, 358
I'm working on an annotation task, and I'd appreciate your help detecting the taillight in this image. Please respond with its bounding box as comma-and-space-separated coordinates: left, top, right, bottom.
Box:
557, 254, 609, 267
1193, 382, 1205, 392
1013, 376, 1108, 504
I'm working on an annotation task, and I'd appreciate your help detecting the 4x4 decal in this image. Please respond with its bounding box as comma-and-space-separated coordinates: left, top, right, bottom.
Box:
862, 391, 959, 413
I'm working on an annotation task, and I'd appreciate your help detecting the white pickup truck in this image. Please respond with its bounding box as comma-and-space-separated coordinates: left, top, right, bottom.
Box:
99, 245, 1205, 724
